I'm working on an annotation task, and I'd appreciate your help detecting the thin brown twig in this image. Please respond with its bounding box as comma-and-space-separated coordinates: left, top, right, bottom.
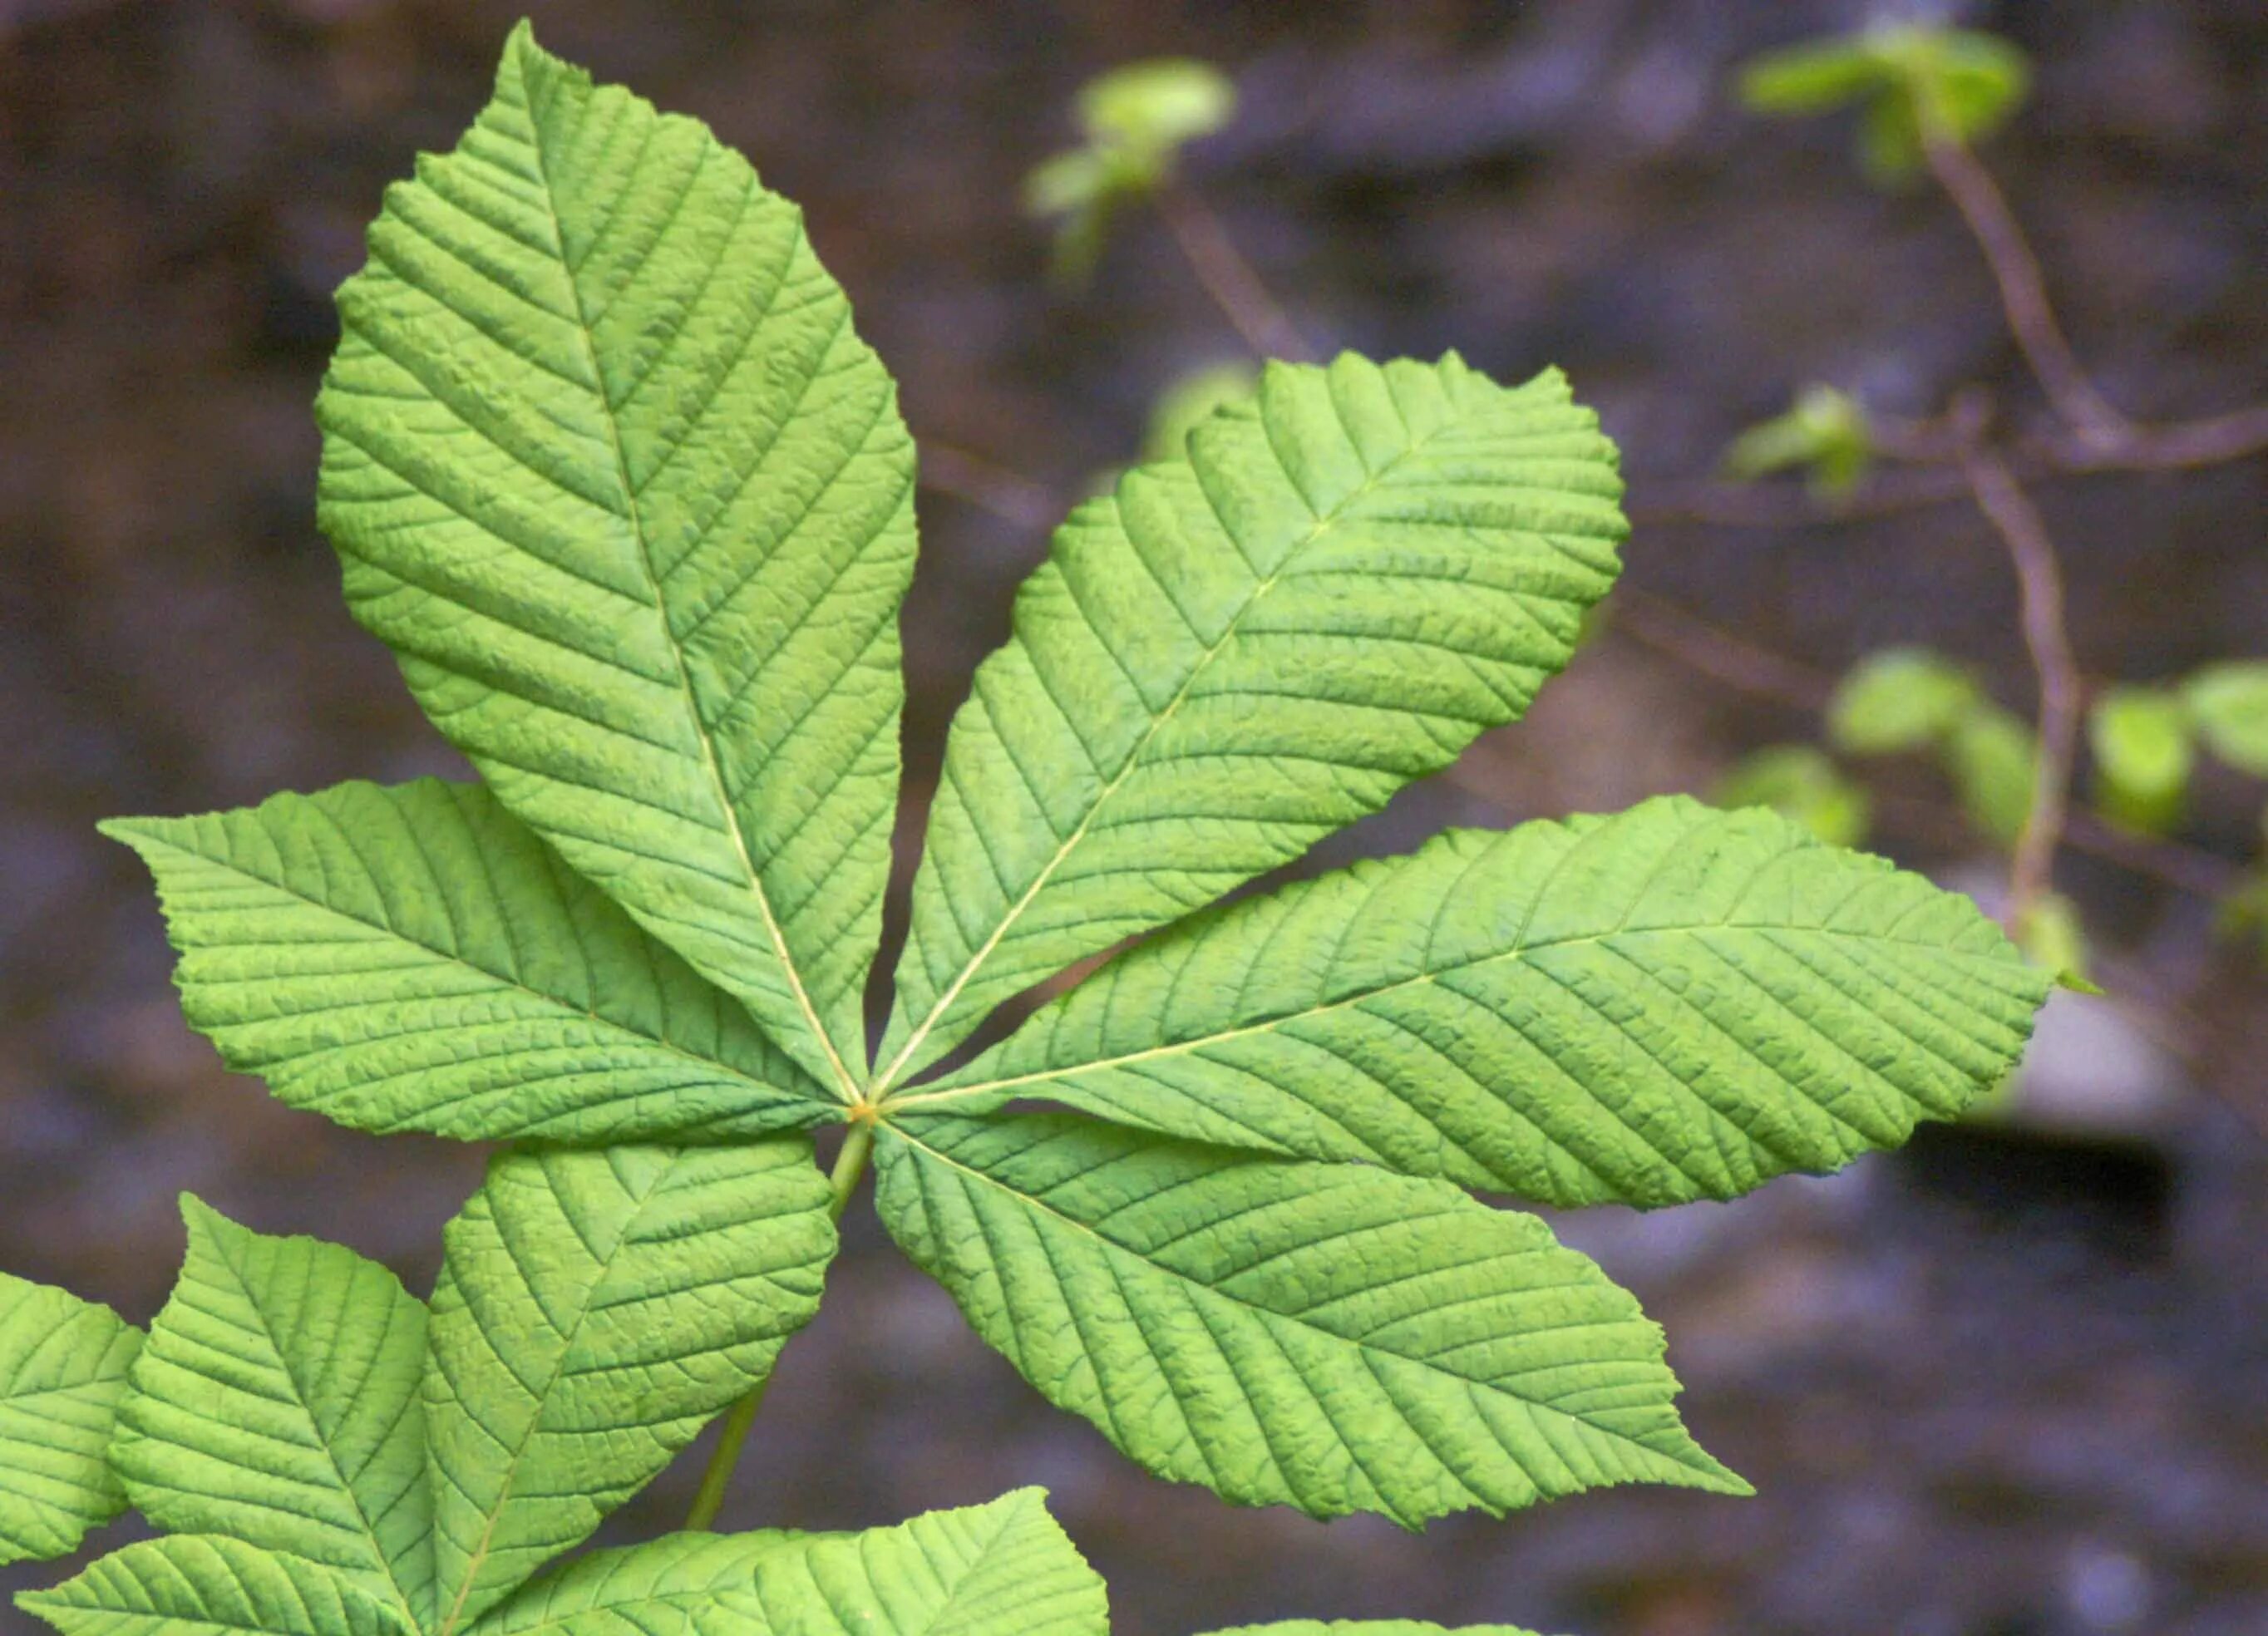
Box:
1153, 182, 1317, 362
1925, 136, 2132, 446
919, 444, 1060, 531
1608, 587, 1832, 711
1952, 409, 2083, 926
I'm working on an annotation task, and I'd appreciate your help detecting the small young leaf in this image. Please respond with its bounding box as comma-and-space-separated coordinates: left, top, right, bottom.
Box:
1077, 60, 1235, 165
105, 780, 835, 1145
875, 1113, 1745, 1527
2184, 660, 2268, 777
717, 1487, 1107, 1636
1713, 742, 1871, 846
425, 1141, 836, 1634
878, 354, 1625, 1088
1827, 648, 1979, 755
2088, 686, 2194, 835
19, 1536, 415, 1636
906, 798, 2048, 1209
318, 22, 915, 1096
111, 1200, 433, 1625
1721, 386, 1872, 497
0, 1273, 141, 1566
1739, 26, 2029, 180
2015, 893, 2094, 993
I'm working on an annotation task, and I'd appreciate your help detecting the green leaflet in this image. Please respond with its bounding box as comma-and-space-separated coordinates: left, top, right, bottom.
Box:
111, 1200, 434, 1626
425, 1141, 836, 1635
0, 1273, 141, 1566
104, 780, 833, 1145
19, 1536, 416, 1636
318, 21, 914, 1096
901, 796, 2050, 1208
1201, 1625, 1551, 1636
876, 353, 1625, 1087
467, 1530, 810, 1635
875, 1114, 1744, 1526
716, 1488, 1107, 1636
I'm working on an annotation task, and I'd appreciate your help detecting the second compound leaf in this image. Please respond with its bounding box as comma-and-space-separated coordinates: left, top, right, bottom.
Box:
425, 1140, 836, 1635
0, 1273, 141, 1567
19, 1536, 417, 1636
111, 1201, 434, 1627
717, 1486, 1108, 1636
875, 1113, 1745, 1528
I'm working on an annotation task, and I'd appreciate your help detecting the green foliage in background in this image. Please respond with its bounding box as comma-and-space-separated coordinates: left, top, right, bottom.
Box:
1714, 743, 1871, 846
1026, 57, 1236, 280
1723, 386, 1874, 497
5, 22, 2058, 1636
1739, 23, 2030, 183
1829, 648, 2040, 845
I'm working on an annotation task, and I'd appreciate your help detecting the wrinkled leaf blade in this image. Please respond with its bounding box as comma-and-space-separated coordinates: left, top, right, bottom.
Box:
880, 353, 1625, 1083
110, 1201, 432, 1625
0, 1273, 141, 1566
318, 22, 915, 1092
19, 1536, 415, 1636
875, 1114, 1743, 1527
469, 1530, 811, 1636
912, 796, 2049, 1208
105, 780, 832, 1146
426, 1141, 836, 1634
717, 1487, 1107, 1636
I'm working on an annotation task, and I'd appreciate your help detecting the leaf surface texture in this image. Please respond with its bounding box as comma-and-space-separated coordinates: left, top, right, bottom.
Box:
0, 1274, 141, 1566
424, 1141, 835, 1634
715, 1487, 1107, 1636
20, 1537, 415, 1636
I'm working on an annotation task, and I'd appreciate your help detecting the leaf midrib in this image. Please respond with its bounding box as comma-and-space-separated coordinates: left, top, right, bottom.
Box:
877, 406, 1467, 1093
513, 45, 860, 1106
890, 917, 2026, 1111
199, 1232, 425, 1629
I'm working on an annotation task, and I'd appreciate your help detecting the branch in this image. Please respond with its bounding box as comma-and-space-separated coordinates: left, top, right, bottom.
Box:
1954, 416, 2082, 924
919, 444, 1060, 531
1925, 136, 2132, 445
1152, 182, 1317, 362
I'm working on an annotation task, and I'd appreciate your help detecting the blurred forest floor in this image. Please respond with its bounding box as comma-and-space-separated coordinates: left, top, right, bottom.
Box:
1, 3, 2264, 1634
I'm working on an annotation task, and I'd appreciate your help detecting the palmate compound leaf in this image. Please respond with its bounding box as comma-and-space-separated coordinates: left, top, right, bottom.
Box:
317, 21, 915, 1098
466, 1486, 1102, 1636
109, 1200, 434, 1626
424, 1141, 836, 1636
896, 796, 2051, 1209
874, 1112, 1747, 1528
103, 779, 833, 1146
875, 352, 1626, 1090
20, 1536, 416, 1636
0, 1273, 141, 1566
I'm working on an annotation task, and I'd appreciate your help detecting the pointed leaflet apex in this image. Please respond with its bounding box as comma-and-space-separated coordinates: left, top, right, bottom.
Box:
878, 352, 1625, 1087
318, 21, 915, 1092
